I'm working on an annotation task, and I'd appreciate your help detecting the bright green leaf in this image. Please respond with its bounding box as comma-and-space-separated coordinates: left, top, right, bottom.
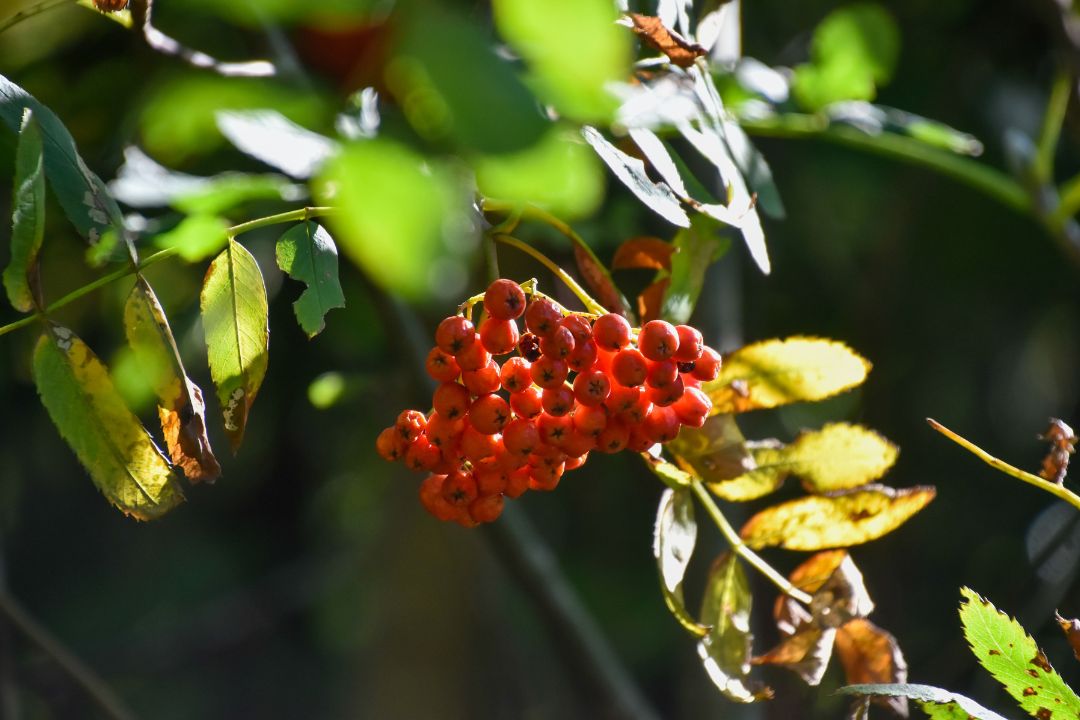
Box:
698, 553, 771, 702
3, 108, 44, 313
201, 239, 269, 452
33, 325, 184, 520
654, 488, 706, 637
661, 215, 730, 324
705, 337, 871, 414
959, 587, 1080, 718
492, 0, 630, 122
0, 73, 125, 262
276, 222, 345, 338
318, 140, 463, 300
838, 683, 1008, 720
740, 484, 936, 550
154, 214, 230, 262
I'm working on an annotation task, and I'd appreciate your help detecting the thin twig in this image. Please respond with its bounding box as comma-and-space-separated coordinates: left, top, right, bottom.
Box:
492, 234, 606, 314
0, 0, 68, 36
0, 592, 137, 720
1035, 69, 1072, 184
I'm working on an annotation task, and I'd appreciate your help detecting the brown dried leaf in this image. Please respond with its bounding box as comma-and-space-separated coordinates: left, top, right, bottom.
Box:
1039, 418, 1076, 485
637, 277, 669, 324
835, 619, 909, 717
752, 626, 837, 686
1055, 611, 1080, 662
612, 236, 675, 270
774, 552, 874, 638
628, 13, 708, 68
667, 413, 755, 494
774, 550, 847, 634
572, 242, 631, 316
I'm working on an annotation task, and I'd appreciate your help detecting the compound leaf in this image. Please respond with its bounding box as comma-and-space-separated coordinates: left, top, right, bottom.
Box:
654, 487, 706, 637
33, 325, 183, 520
959, 587, 1080, 719
275, 222, 345, 338
706, 337, 871, 414
201, 239, 269, 451
838, 683, 1009, 720
3, 108, 45, 313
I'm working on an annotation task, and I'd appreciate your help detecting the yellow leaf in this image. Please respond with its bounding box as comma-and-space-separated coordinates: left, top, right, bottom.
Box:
668, 414, 757, 499
705, 337, 870, 414
739, 485, 935, 550
33, 326, 184, 520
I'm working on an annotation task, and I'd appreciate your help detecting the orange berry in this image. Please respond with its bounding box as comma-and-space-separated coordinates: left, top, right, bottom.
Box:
462, 360, 501, 396
470, 493, 505, 523
530, 356, 568, 389
525, 297, 562, 337
455, 336, 490, 371
541, 385, 575, 416
426, 347, 460, 382
479, 317, 520, 355
500, 356, 532, 393
573, 369, 611, 406
469, 394, 511, 434
673, 325, 704, 362
442, 470, 479, 507
484, 279, 527, 320
509, 386, 543, 418
435, 316, 475, 355
433, 382, 470, 420
692, 346, 722, 381
638, 320, 679, 361
611, 348, 648, 387
592, 313, 632, 351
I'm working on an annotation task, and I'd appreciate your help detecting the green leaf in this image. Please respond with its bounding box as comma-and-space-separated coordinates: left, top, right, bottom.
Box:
154, 214, 230, 262
705, 337, 871, 414
739, 484, 936, 550
216, 110, 337, 179
275, 222, 345, 338
661, 215, 730, 325
697, 553, 771, 702
0, 73, 125, 262
653, 488, 707, 637
838, 683, 1010, 720
959, 587, 1080, 718
33, 325, 184, 520
492, 0, 630, 122
317, 139, 463, 300
395, 5, 547, 154
125, 278, 220, 483
3, 108, 45, 313
201, 239, 269, 451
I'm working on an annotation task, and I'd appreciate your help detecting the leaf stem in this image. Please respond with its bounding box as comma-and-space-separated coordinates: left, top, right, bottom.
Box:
688, 477, 813, 605
1035, 69, 1072, 185
0, 591, 138, 720
492, 234, 606, 315
739, 114, 1030, 213
225, 206, 334, 238
927, 418, 1080, 511
0, 0, 69, 35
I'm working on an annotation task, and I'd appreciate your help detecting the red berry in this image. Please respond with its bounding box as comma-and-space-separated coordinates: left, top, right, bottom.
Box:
642, 405, 680, 443
518, 333, 542, 361
592, 313, 632, 351
540, 325, 575, 359
500, 357, 532, 393
420, 474, 460, 521
674, 325, 704, 362
506, 467, 530, 498
537, 413, 573, 447
462, 360, 501, 396
425, 412, 463, 450
503, 417, 540, 457
469, 394, 511, 434
559, 315, 593, 345
626, 427, 654, 453
571, 404, 607, 436
405, 436, 441, 472
461, 424, 500, 459
619, 391, 652, 425
596, 421, 630, 453
470, 494, 505, 523
611, 348, 648, 387
376, 426, 406, 461
484, 279, 526, 320
692, 346, 722, 381
638, 320, 680, 361
435, 316, 475, 355
673, 387, 711, 427
530, 356, 569, 389
442, 470, 478, 507
475, 460, 509, 496
566, 338, 598, 373
455, 336, 490, 371
395, 409, 427, 442
564, 453, 589, 471
528, 464, 562, 491
525, 297, 562, 337
562, 430, 596, 457
604, 385, 643, 416
648, 374, 684, 407
479, 317, 520, 355
541, 385, 575, 416
426, 347, 460, 382
510, 386, 543, 418
573, 369, 611, 406
433, 382, 471, 420
646, 359, 679, 388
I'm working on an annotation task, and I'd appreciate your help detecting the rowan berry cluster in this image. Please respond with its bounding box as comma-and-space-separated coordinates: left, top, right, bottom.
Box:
376, 279, 721, 527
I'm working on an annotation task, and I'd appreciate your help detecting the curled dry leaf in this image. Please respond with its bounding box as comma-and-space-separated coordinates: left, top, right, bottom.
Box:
628, 14, 707, 68
637, 278, 670, 324
1038, 418, 1076, 485
752, 626, 836, 686
835, 619, 908, 717
667, 413, 754, 492
1054, 611, 1080, 662
612, 236, 675, 271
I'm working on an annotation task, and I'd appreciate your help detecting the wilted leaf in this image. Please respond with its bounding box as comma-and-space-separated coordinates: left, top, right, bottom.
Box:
740, 485, 936, 550
706, 337, 871, 414
216, 110, 337, 179
835, 620, 908, 716
582, 126, 691, 228
752, 625, 836, 686
1054, 612, 1080, 662
154, 214, 230, 262
697, 553, 771, 702
33, 325, 184, 519
628, 14, 707, 68
612, 237, 674, 270
569, 234, 632, 317
662, 215, 729, 324
201, 239, 269, 451
654, 488, 706, 636
645, 456, 694, 489
0, 73, 126, 262
959, 587, 1080, 718
773, 550, 869, 635
3, 108, 44, 313
637, 278, 669, 324
838, 684, 1009, 720
276, 222, 345, 338
1038, 418, 1075, 485
125, 278, 220, 483
668, 413, 754, 490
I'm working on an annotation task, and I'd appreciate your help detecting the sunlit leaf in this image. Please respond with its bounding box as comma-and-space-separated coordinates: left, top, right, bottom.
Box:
637, 278, 669, 324
697, 553, 772, 702
668, 414, 755, 496
317, 139, 465, 300
3, 108, 44, 313
216, 110, 337, 179
628, 14, 706, 68
706, 337, 871, 414
1054, 612, 1080, 662
628, 127, 690, 198
125, 278, 220, 483
276, 222, 345, 338
473, 126, 604, 220
154, 214, 230, 262
0, 73, 125, 261
493, 0, 630, 122
582, 126, 691, 227
33, 325, 184, 520
612, 237, 674, 270
752, 625, 836, 686
838, 684, 1009, 720
835, 619, 908, 716
201, 239, 269, 451
661, 215, 729, 324
959, 587, 1080, 718
739, 484, 936, 550
653, 487, 707, 636
773, 551, 874, 636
